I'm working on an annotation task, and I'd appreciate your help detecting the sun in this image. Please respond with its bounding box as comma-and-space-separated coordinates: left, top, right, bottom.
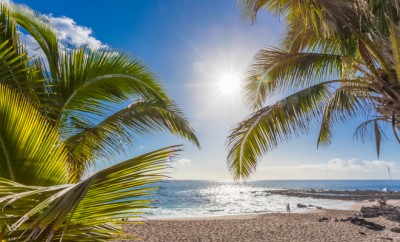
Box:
217, 73, 241, 95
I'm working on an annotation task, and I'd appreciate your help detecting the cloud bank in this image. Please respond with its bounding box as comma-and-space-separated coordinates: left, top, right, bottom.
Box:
175, 159, 191, 166
258, 158, 398, 179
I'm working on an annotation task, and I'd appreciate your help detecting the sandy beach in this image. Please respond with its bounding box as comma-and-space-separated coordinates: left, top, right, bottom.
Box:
121, 200, 400, 242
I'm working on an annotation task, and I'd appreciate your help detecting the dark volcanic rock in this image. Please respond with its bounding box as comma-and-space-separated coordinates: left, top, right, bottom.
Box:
390, 227, 400, 233
379, 237, 393, 241
318, 217, 329, 222
361, 206, 400, 222
350, 217, 385, 231
297, 203, 307, 208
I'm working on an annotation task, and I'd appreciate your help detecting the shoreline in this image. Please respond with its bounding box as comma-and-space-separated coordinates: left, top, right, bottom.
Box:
141, 206, 353, 221
138, 197, 400, 221
139, 195, 400, 221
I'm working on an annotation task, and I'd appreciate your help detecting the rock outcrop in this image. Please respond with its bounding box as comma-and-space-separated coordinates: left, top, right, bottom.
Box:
297, 203, 307, 208
361, 205, 400, 222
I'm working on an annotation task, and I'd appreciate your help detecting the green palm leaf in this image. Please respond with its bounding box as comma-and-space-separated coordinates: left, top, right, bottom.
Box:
226, 83, 330, 180
56, 48, 169, 128
10, 3, 60, 80
0, 2, 200, 241
0, 83, 69, 186
2, 3, 200, 182
244, 48, 341, 109
229, 0, 400, 180
317, 83, 373, 147
0, 4, 47, 105
238, 0, 348, 38
65, 98, 200, 179
0, 146, 180, 241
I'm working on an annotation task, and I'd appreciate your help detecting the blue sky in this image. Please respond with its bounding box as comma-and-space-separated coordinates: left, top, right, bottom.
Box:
15, 0, 400, 180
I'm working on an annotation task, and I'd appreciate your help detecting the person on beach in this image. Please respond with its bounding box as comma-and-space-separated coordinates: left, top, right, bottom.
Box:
378, 196, 386, 206
286, 203, 291, 213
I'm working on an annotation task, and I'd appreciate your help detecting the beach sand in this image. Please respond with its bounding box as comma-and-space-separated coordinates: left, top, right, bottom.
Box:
121, 200, 400, 242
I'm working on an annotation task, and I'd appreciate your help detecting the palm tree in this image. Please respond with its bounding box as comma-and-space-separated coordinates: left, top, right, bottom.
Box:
0, 82, 178, 241
5, 3, 200, 182
0, 3, 199, 241
227, 0, 400, 180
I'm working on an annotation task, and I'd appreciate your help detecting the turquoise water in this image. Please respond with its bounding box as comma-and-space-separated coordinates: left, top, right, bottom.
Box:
143, 180, 399, 218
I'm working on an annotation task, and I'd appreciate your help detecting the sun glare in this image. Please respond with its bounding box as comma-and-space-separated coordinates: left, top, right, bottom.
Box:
217, 73, 241, 95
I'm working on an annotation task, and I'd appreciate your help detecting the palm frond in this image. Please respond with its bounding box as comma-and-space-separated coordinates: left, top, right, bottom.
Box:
374, 119, 382, 157
10, 3, 60, 80
353, 118, 388, 156
244, 48, 341, 109
56, 48, 169, 130
64, 98, 200, 180
237, 0, 347, 38
226, 83, 330, 180
231, 0, 400, 180
0, 5, 30, 87
317, 83, 373, 147
0, 146, 180, 241
282, 18, 359, 58
237, 0, 293, 23
389, 23, 400, 85
0, 83, 69, 186
0, 4, 49, 108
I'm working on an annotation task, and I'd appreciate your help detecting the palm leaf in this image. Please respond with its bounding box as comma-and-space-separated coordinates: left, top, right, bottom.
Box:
392, 115, 400, 143
0, 4, 47, 106
231, 0, 400, 180
64, 98, 200, 179
244, 47, 341, 109
374, 119, 382, 157
0, 3, 200, 183
317, 83, 373, 147
0, 146, 180, 241
389, 23, 400, 85
0, 83, 69, 186
10, 3, 60, 81
55, 48, 170, 129
238, 0, 347, 36
226, 83, 330, 180
353, 118, 389, 155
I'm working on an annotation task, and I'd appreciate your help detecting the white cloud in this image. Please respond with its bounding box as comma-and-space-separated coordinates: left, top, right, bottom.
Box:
19, 33, 45, 59
43, 15, 106, 49
294, 158, 395, 172
258, 158, 398, 179
18, 12, 106, 59
175, 158, 191, 166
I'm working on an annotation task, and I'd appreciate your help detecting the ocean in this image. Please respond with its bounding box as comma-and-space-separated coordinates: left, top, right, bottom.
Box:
143, 180, 400, 218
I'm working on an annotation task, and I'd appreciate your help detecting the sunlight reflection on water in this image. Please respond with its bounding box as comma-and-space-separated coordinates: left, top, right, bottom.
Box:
143, 180, 368, 218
